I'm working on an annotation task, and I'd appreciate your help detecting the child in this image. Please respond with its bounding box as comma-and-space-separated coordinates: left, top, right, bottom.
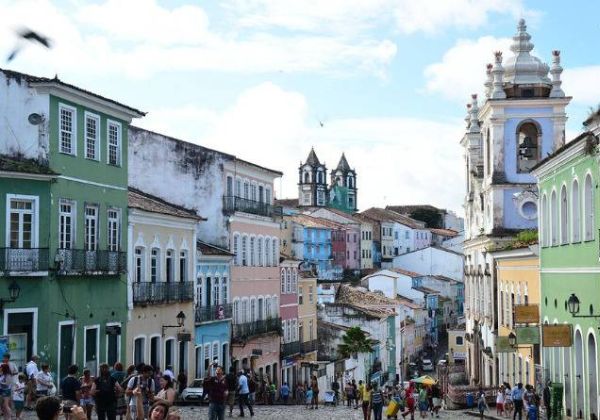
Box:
496, 385, 505, 416
306, 387, 314, 409
13, 373, 26, 419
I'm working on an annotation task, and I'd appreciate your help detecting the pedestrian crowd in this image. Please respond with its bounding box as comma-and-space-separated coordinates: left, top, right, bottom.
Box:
0, 352, 188, 420
478, 381, 550, 420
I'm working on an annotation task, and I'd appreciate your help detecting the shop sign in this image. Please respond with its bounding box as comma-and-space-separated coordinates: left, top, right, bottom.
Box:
542, 324, 572, 347
514, 305, 539, 324
516, 326, 540, 345
497, 336, 513, 353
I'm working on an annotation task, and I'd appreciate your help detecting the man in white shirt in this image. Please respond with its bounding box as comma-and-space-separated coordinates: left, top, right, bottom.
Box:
25, 355, 39, 409
36, 363, 54, 396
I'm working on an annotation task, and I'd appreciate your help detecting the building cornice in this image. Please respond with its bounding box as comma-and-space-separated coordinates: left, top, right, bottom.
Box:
129, 208, 199, 231
0, 171, 58, 181
478, 96, 571, 120
532, 139, 587, 178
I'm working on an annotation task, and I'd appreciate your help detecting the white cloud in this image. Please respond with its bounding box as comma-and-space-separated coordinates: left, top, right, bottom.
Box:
393, 0, 525, 34
563, 66, 600, 107
424, 36, 512, 103
137, 83, 465, 213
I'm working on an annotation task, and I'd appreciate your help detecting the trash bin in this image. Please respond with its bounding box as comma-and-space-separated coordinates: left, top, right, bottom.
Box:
466, 393, 474, 408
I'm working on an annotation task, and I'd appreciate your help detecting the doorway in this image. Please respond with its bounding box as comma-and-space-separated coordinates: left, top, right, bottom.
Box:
575, 330, 584, 419
588, 333, 598, 419
59, 321, 76, 380
4, 310, 36, 372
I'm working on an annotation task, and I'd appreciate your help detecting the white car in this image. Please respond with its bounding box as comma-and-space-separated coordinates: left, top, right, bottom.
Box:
180, 379, 208, 404
421, 359, 434, 372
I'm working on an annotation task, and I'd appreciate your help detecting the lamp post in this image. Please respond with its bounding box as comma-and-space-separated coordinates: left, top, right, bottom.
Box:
0, 281, 21, 311
162, 311, 186, 337
566, 293, 600, 319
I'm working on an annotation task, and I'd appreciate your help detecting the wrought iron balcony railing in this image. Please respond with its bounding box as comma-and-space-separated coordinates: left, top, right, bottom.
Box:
281, 340, 301, 357
132, 281, 194, 305
0, 248, 49, 272
301, 339, 318, 354
195, 303, 233, 323
232, 317, 282, 342
222, 196, 282, 218
56, 249, 126, 275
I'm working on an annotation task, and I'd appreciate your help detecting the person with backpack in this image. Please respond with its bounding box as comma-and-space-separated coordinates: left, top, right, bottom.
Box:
370, 383, 384, 420
126, 365, 155, 420
93, 363, 122, 420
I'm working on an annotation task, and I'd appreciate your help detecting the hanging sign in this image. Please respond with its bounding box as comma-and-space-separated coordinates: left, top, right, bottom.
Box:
497, 336, 513, 353
516, 326, 540, 345
542, 324, 572, 347
514, 305, 539, 324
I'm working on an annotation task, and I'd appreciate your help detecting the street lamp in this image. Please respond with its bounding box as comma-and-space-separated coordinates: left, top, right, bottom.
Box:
162, 311, 186, 336
567, 293, 600, 318
508, 332, 517, 347
0, 281, 21, 311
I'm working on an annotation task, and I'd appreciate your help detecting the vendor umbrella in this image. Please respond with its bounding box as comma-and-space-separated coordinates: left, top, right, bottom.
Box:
412, 375, 437, 385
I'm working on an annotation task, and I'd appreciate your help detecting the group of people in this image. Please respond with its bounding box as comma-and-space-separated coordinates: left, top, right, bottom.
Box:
202, 366, 257, 420
0, 352, 188, 420
484, 381, 548, 420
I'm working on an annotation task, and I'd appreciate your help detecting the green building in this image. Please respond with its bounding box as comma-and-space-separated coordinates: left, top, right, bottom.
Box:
533, 121, 600, 419
0, 69, 144, 379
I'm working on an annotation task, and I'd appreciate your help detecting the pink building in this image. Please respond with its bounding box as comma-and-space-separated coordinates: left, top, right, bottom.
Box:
279, 257, 300, 388
225, 159, 283, 383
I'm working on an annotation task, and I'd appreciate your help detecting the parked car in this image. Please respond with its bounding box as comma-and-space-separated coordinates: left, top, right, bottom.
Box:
180, 379, 208, 404
421, 359, 434, 372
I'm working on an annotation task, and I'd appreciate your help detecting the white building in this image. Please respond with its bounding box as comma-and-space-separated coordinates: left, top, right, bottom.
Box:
392, 246, 464, 282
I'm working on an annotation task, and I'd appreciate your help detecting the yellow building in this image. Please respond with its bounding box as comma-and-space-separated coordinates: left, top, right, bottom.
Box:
491, 245, 540, 387
298, 270, 318, 383
127, 188, 202, 377
447, 329, 466, 365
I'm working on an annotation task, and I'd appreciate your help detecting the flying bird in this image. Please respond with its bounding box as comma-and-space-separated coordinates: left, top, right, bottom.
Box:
6, 27, 53, 62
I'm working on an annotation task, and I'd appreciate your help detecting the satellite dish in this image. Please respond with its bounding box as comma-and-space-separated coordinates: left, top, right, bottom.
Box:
28, 113, 45, 125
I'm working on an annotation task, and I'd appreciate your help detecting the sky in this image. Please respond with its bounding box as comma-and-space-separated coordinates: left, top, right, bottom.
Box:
2, 0, 600, 216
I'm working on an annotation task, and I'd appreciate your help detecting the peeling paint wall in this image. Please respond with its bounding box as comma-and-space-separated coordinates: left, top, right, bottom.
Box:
128, 127, 231, 248
0, 72, 49, 161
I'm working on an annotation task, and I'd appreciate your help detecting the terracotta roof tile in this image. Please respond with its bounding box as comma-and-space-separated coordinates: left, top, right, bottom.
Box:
360, 207, 426, 229
128, 188, 205, 220
197, 241, 233, 256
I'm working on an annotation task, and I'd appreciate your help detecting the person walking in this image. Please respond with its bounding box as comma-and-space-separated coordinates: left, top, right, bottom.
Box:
352, 379, 359, 409
280, 382, 290, 405
345, 381, 354, 407
206, 367, 227, 420
295, 382, 305, 405
79, 369, 95, 420
225, 367, 237, 417
93, 363, 121, 420
370, 383, 384, 420
477, 390, 489, 419
496, 385, 506, 416
36, 364, 54, 398
542, 381, 551, 420
310, 375, 319, 410
361, 383, 372, 420
60, 365, 81, 419
237, 371, 254, 417
511, 383, 524, 420
0, 363, 13, 420
13, 373, 26, 420
25, 355, 39, 410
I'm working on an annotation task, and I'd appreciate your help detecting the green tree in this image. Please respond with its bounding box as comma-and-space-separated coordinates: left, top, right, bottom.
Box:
337, 326, 376, 359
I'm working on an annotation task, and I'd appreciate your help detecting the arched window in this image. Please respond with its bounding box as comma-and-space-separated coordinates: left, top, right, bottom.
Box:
272, 239, 278, 266
249, 236, 255, 266
347, 175, 354, 188
285, 268, 291, 293
540, 194, 548, 247
250, 298, 256, 322
233, 299, 240, 323
280, 269, 286, 294
560, 185, 568, 244
550, 190, 558, 246
572, 180, 580, 242
241, 235, 248, 266
257, 237, 263, 266
517, 121, 540, 173
585, 174, 594, 240
303, 170, 310, 183
241, 299, 248, 323
265, 238, 271, 267
232, 234, 240, 266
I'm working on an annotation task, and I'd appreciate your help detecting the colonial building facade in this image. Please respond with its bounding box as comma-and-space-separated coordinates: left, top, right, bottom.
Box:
461, 19, 569, 386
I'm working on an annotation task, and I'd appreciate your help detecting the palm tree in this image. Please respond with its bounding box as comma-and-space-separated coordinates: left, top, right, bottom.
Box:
337, 326, 375, 359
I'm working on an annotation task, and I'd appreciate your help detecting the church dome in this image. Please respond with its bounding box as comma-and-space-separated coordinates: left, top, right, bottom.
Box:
502, 19, 551, 96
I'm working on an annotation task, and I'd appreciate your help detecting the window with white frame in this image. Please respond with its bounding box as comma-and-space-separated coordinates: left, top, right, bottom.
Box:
197, 276, 204, 307
280, 269, 286, 294
179, 251, 187, 282
251, 184, 257, 201
85, 113, 100, 160
250, 236, 255, 266
541, 194, 548, 247
166, 250, 174, 282
272, 296, 278, 316
212, 278, 220, 306
59, 104, 76, 155
222, 277, 228, 303
233, 234, 239, 266
107, 121, 121, 166
550, 191, 558, 246
151, 248, 159, 282
235, 179, 241, 197
266, 188, 271, 205
233, 300, 239, 323
242, 236, 248, 266
572, 180, 580, 242
265, 298, 271, 319
272, 239, 278, 267
285, 268, 291, 293
291, 269, 297, 292
250, 298, 256, 321
8, 197, 36, 249
135, 247, 144, 282
241, 299, 248, 323
257, 238, 263, 266
265, 238, 271, 267
309, 286, 314, 303
243, 182, 249, 199
107, 209, 120, 251
59, 200, 75, 249
560, 185, 568, 244
84, 206, 98, 251
585, 174, 594, 240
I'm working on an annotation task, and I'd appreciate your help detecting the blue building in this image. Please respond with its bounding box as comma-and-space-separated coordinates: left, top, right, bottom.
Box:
289, 214, 335, 276
195, 241, 234, 378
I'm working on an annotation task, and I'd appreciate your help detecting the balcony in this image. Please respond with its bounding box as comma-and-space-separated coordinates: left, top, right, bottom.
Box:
195, 303, 233, 323
301, 339, 318, 354
232, 317, 282, 342
132, 281, 194, 305
56, 249, 126, 275
0, 248, 49, 274
222, 196, 282, 218
281, 341, 301, 357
